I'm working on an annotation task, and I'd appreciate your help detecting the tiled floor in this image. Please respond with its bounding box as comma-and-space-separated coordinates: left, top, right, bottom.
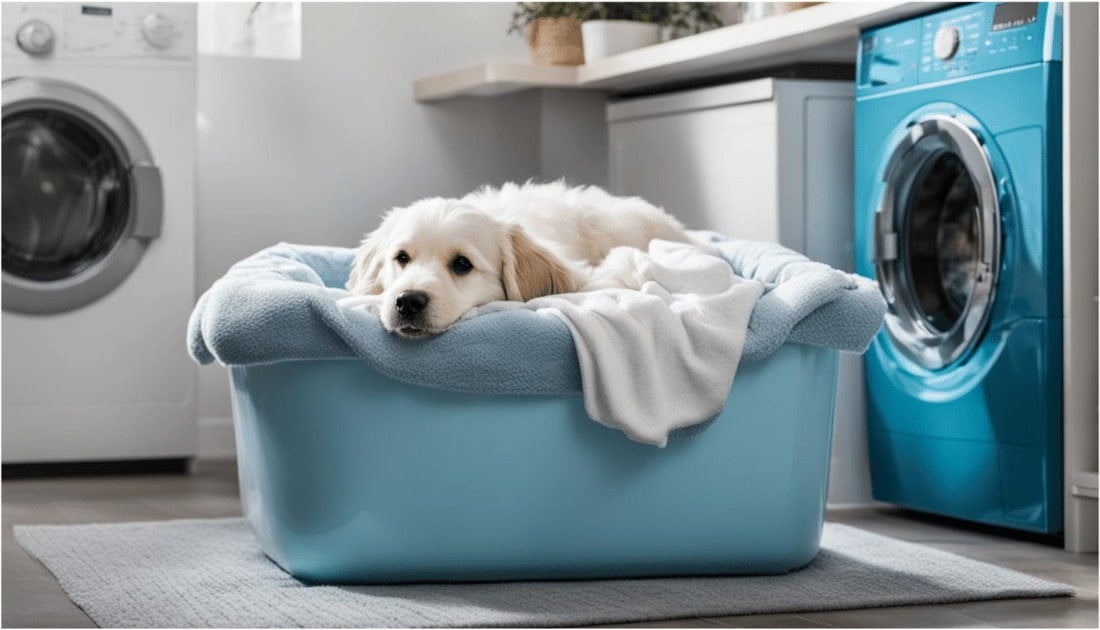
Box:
3, 461, 1096, 628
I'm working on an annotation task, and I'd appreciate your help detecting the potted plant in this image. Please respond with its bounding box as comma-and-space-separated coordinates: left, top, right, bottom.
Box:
668, 3, 725, 37
581, 3, 722, 62
508, 3, 596, 66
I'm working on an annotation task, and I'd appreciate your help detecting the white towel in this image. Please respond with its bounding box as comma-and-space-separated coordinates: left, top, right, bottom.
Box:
520, 240, 764, 446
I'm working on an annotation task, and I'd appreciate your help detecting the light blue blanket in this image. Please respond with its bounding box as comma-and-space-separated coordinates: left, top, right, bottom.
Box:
187, 237, 886, 395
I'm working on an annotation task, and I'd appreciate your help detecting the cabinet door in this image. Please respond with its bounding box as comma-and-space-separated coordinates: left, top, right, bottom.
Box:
609, 100, 778, 242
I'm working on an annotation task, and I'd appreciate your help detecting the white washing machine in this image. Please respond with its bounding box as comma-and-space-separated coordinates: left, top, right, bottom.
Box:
2, 2, 197, 464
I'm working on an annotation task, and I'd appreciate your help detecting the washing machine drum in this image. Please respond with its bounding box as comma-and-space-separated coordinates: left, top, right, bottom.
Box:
874, 115, 1001, 370
2, 78, 162, 314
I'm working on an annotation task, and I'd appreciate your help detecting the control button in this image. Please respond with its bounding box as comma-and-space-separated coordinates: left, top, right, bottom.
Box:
933, 25, 960, 60
15, 19, 55, 56
141, 13, 174, 49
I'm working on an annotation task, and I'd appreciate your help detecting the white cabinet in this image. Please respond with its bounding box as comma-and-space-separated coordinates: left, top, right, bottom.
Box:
609, 78, 855, 272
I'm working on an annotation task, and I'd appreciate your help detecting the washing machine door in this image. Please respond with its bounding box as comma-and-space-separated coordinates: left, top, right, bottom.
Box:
873, 115, 1000, 370
2, 77, 162, 314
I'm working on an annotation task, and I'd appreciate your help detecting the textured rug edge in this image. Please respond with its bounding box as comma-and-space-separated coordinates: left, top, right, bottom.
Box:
13, 526, 103, 627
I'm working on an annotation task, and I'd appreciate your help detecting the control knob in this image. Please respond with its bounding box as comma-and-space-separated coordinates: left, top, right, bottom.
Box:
933, 25, 960, 60
141, 13, 174, 49
16, 19, 55, 56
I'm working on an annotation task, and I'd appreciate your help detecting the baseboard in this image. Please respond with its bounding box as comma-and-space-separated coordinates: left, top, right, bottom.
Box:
197, 416, 236, 459
826, 500, 891, 511
2, 458, 190, 478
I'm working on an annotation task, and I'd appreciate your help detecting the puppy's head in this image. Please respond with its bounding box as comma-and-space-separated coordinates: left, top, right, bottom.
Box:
347, 198, 577, 338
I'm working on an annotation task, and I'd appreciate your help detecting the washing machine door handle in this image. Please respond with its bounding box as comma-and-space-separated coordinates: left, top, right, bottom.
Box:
873, 211, 897, 262
872, 208, 898, 306
130, 164, 163, 240
873, 120, 935, 265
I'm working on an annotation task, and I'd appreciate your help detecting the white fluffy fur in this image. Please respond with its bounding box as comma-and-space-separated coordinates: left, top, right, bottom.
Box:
347, 181, 694, 337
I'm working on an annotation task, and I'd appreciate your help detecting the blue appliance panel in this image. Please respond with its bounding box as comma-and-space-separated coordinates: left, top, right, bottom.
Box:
859, 3, 1060, 96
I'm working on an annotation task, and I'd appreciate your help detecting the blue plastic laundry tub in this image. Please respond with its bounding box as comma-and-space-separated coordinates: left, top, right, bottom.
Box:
229, 342, 839, 584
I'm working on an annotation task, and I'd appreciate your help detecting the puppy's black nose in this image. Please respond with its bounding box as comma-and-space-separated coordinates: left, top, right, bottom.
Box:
395, 290, 429, 318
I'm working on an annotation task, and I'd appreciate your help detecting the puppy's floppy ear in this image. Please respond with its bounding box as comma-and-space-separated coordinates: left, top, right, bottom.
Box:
500, 223, 579, 301
346, 221, 392, 295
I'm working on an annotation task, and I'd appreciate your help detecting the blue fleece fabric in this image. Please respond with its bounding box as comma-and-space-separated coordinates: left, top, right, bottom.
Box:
187, 236, 886, 395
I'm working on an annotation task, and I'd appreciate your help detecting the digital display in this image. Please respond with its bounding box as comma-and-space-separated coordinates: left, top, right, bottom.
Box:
81, 6, 112, 16
992, 2, 1038, 31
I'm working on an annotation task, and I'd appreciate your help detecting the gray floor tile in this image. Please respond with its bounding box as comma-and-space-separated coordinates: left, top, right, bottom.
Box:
947, 596, 1099, 628
928, 543, 1100, 592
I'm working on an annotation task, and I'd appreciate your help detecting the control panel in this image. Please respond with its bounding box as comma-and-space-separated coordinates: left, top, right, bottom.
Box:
858, 3, 1060, 94
1, 3, 195, 62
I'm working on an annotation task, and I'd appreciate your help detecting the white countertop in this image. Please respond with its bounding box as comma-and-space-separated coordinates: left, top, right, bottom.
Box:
414, 2, 945, 102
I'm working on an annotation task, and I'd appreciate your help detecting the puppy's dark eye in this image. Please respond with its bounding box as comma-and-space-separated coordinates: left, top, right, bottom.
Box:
395, 250, 410, 266
450, 255, 473, 275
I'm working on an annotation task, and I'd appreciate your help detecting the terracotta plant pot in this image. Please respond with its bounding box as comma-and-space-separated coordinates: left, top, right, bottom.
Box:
526, 17, 584, 66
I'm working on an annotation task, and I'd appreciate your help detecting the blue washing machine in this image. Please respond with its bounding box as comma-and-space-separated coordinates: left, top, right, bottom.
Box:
856, 3, 1062, 533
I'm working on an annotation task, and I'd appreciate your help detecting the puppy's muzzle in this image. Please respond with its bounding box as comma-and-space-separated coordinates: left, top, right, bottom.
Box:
394, 290, 430, 321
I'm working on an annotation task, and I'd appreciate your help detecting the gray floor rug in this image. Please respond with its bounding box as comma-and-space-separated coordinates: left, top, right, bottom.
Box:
16, 518, 1071, 628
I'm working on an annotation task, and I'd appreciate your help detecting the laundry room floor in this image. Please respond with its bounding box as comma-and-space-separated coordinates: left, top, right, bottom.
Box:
2, 460, 1096, 628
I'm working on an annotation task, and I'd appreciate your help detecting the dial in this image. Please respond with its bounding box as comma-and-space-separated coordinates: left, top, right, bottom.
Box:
933, 25, 960, 60
141, 13, 174, 49
15, 19, 55, 56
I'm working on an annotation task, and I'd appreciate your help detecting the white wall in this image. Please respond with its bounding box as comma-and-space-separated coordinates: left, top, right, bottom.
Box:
196, 3, 609, 455
539, 90, 609, 185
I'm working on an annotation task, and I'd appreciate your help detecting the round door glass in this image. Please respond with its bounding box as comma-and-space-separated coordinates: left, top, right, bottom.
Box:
903, 151, 981, 334
875, 115, 1000, 370
2, 109, 131, 282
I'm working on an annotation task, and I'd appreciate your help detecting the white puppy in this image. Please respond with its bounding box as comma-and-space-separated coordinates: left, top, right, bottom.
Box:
347, 181, 693, 338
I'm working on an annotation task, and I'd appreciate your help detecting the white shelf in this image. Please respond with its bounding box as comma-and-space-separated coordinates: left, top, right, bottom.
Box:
413, 62, 578, 101
414, 2, 946, 102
